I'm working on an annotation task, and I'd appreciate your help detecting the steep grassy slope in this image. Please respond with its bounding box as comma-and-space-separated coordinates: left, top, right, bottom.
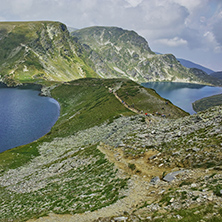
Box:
0, 22, 220, 86
193, 93, 222, 112
0, 78, 188, 221
0, 79, 221, 222
72, 26, 222, 85
0, 21, 98, 85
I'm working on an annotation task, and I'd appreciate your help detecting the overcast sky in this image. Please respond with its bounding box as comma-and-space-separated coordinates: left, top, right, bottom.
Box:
0, 0, 222, 71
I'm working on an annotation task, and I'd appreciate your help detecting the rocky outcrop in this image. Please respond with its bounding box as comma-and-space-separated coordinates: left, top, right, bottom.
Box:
72, 26, 222, 85
0, 21, 98, 85
0, 104, 222, 221
1, 22, 221, 86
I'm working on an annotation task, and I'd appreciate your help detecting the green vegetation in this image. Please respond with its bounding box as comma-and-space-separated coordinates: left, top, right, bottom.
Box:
71, 26, 222, 85
116, 80, 188, 118
0, 21, 222, 222
128, 163, 136, 171
0, 77, 190, 221
50, 78, 133, 137
0, 21, 99, 85
0, 144, 128, 221
193, 94, 222, 112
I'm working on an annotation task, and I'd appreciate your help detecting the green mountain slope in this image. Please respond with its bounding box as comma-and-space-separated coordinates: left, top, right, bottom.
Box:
72, 26, 222, 85
0, 79, 222, 221
0, 78, 188, 221
0, 22, 220, 86
0, 22, 222, 221
193, 93, 222, 112
0, 21, 98, 85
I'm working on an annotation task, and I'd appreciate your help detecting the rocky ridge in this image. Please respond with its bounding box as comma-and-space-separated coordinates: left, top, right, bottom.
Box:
0, 21, 98, 85
72, 26, 222, 85
0, 21, 221, 86
0, 103, 222, 221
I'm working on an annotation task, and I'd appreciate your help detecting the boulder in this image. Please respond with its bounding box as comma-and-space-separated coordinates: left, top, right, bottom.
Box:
150, 176, 160, 185
163, 170, 185, 182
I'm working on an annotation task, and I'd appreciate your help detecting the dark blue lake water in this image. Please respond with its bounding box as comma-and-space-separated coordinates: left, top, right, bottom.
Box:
0, 85, 60, 153
142, 82, 222, 114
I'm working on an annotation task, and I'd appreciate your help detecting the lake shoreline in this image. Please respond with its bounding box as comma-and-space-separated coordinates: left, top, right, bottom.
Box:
0, 83, 60, 153
142, 81, 222, 114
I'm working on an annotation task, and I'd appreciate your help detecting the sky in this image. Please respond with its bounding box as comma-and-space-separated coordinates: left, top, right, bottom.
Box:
0, 0, 222, 71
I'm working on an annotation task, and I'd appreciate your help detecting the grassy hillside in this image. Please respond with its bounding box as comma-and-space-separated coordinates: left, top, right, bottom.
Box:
0, 78, 189, 221
0, 22, 222, 222
0, 21, 221, 86
0, 79, 221, 222
0, 21, 98, 85
193, 93, 222, 112
72, 26, 222, 86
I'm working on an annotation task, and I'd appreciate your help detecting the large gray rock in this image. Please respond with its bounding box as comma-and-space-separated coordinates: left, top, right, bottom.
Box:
163, 170, 185, 182
150, 176, 160, 185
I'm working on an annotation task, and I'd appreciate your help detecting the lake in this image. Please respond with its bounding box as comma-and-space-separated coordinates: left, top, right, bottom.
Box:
142, 82, 222, 114
0, 84, 60, 153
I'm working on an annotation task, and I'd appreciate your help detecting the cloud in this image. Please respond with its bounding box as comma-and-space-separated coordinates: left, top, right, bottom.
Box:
10, 0, 34, 14
125, 0, 143, 8
155, 37, 188, 47
173, 0, 205, 11
212, 10, 222, 46
131, 0, 189, 31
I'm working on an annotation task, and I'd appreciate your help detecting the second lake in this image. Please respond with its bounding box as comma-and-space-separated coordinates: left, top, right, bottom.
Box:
142, 82, 222, 114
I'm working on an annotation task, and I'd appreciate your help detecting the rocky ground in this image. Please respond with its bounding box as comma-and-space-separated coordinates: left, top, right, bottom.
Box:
0, 104, 222, 221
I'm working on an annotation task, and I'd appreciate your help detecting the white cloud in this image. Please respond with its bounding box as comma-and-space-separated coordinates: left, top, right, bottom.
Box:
124, 0, 143, 8
172, 0, 205, 11
155, 37, 188, 47
139, 0, 189, 30
11, 0, 33, 13
204, 31, 215, 43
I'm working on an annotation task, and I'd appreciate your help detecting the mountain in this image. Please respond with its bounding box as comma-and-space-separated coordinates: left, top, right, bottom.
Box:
0, 21, 98, 85
210, 71, 222, 80
1, 21, 222, 222
0, 22, 221, 86
177, 58, 214, 74
71, 26, 221, 85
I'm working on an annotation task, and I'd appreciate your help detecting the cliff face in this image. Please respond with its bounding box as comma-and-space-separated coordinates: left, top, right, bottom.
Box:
72, 26, 222, 85
0, 21, 98, 85
0, 22, 221, 86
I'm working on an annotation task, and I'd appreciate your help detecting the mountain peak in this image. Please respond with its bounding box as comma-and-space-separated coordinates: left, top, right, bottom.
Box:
72, 26, 221, 85
0, 21, 98, 85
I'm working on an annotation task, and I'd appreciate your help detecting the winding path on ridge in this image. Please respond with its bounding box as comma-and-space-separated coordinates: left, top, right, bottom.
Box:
113, 91, 141, 115
112, 91, 158, 124
27, 89, 162, 222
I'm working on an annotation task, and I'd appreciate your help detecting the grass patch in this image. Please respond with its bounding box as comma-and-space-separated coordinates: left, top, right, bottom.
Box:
0, 144, 129, 221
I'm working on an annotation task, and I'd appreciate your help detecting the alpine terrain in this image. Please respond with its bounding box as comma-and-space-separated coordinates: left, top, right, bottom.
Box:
72, 26, 222, 85
0, 21, 222, 222
0, 21, 98, 85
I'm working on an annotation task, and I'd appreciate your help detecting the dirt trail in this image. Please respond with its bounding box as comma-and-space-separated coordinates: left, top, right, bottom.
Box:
98, 143, 170, 181
27, 143, 171, 222
27, 91, 165, 222
113, 91, 157, 124
113, 92, 141, 115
